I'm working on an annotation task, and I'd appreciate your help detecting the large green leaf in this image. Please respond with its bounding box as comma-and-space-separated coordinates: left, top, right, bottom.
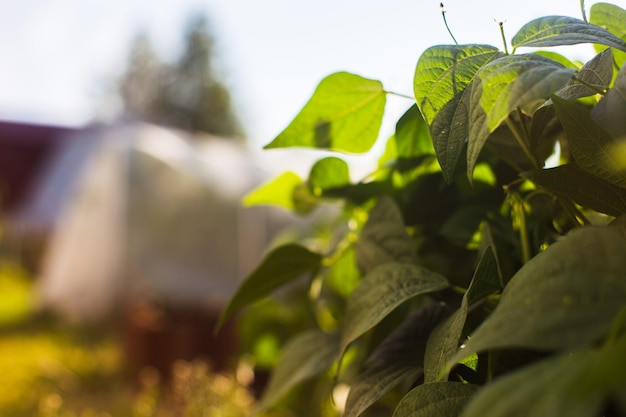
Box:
523, 164, 626, 216
552, 95, 626, 188
356, 197, 417, 274
467, 54, 573, 180
265, 72, 386, 153
341, 263, 448, 355
555, 48, 614, 100
591, 61, 626, 140
344, 306, 440, 417
461, 336, 626, 417
511, 15, 626, 52
395, 104, 434, 159
392, 382, 479, 417
218, 244, 322, 329
309, 157, 350, 195
243, 171, 303, 210
448, 226, 626, 369
414, 45, 501, 125
256, 330, 340, 414
590, 2, 626, 68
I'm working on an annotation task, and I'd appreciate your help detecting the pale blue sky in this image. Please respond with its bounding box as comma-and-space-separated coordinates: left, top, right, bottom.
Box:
0, 0, 614, 148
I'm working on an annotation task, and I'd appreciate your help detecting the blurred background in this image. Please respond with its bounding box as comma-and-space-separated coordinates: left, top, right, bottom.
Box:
0, 0, 595, 415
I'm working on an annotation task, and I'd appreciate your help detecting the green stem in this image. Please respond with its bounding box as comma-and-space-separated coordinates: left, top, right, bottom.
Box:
386, 90, 415, 100
497, 21, 509, 55
440, 3, 458, 45
580, 0, 588, 23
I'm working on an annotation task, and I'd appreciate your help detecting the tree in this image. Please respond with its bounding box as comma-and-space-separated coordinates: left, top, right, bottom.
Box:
118, 14, 244, 138
220, 2, 626, 417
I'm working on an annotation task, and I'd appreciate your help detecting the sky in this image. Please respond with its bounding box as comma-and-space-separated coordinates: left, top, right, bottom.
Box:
0, 0, 617, 151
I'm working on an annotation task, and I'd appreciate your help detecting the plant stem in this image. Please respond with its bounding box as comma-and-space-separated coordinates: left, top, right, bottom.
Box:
440, 3, 458, 45
386, 90, 415, 100
509, 192, 532, 264
580, 0, 588, 23
497, 21, 509, 55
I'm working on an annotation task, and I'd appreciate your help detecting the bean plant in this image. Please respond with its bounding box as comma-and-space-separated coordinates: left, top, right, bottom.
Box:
219, 2, 626, 416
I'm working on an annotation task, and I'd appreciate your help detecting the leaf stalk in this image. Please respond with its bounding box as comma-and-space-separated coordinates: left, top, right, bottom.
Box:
440, 3, 458, 45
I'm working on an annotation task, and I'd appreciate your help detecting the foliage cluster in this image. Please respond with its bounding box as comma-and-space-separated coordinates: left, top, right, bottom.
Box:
221, 3, 626, 416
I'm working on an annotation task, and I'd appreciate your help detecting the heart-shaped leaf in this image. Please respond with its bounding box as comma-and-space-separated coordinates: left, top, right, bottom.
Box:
265, 72, 386, 153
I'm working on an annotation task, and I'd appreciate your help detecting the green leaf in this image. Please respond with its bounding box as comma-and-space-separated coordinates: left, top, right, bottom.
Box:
242, 171, 303, 210
344, 306, 441, 417
218, 244, 322, 329
356, 197, 417, 274
424, 247, 501, 383
552, 95, 626, 188
395, 105, 434, 159
590, 2, 626, 68
461, 336, 626, 417
393, 382, 479, 417
555, 48, 614, 99
413, 45, 503, 183
309, 157, 351, 195
591, 61, 626, 140
256, 330, 340, 414
449, 226, 626, 368
523, 164, 626, 216
414, 44, 501, 125
467, 54, 573, 180
532, 50, 580, 68
430, 82, 472, 184
511, 15, 626, 52
265, 72, 386, 153
465, 246, 502, 306
424, 297, 468, 383
341, 263, 448, 355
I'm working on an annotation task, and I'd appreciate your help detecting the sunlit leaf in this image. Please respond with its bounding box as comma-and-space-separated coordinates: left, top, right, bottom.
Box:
242, 171, 302, 210
392, 382, 479, 417
218, 244, 321, 329
448, 227, 626, 369
395, 105, 434, 159
414, 44, 501, 125
413, 45, 502, 183
523, 164, 626, 216
265, 72, 386, 153
341, 263, 448, 355
467, 54, 573, 180
309, 157, 350, 195
461, 336, 626, 417
256, 330, 340, 414
532, 50, 580, 68
356, 196, 417, 274
555, 48, 614, 99
512, 15, 626, 52
552, 95, 626, 188
590, 2, 626, 68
